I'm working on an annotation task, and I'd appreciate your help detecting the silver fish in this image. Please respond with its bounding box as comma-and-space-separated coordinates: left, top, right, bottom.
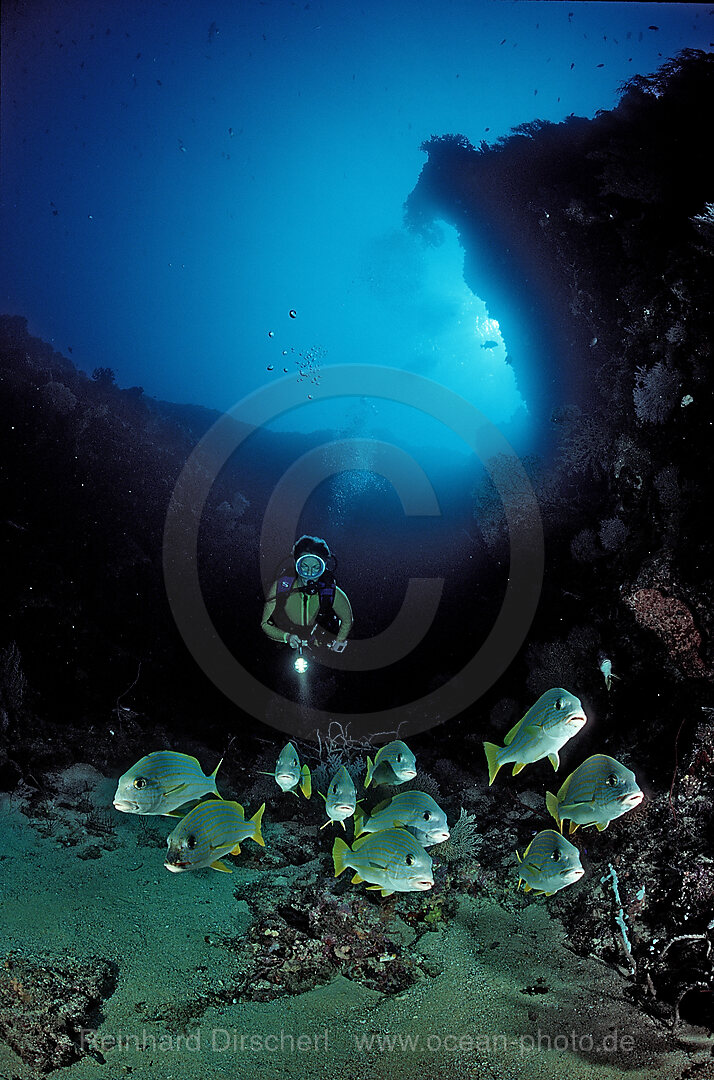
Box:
516, 829, 584, 895
333, 828, 433, 896
546, 754, 643, 833
113, 751, 222, 815
165, 799, 265, 873
483, 689, 587, 784
599, 658, 620, 691
272, 742, 311, 798
319, 766, 357, 829
364, 740, 417, 788
354, 791, 449, 846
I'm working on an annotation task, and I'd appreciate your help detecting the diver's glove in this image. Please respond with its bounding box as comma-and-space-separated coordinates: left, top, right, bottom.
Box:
286, 634, 302, 650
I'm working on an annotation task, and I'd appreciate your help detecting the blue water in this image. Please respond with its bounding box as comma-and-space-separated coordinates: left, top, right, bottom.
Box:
1, 0, 710, 461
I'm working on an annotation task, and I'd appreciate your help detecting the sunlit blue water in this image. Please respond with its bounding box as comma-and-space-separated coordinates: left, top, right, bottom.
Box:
1, 0, 709, 459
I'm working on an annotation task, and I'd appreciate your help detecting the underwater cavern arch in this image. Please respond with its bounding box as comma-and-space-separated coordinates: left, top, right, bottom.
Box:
163, 364, 544, 742
404, 132, 601, 437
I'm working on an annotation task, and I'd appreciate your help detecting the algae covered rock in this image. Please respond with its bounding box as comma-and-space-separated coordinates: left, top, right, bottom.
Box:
0, 952, 116, 1072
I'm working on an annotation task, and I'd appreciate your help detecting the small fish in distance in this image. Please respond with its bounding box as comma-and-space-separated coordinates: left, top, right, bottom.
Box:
599, 658, 620, 691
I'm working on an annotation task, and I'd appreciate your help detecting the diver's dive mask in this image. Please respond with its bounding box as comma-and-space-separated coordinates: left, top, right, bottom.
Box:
295, 552, 326, 583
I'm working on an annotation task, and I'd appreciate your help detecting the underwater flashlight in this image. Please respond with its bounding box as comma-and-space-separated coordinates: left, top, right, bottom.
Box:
294, 655, 309, 674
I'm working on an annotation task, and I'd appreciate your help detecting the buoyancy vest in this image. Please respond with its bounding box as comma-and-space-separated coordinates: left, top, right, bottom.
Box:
272, 574, 340, 636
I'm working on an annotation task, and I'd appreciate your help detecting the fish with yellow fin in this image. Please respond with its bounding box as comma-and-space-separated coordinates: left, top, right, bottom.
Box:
332, 828, 433, 896
483, 689, 586, 784
164, 799, 265, 873
319, 765, 357, 829
113, 750, 223, 816
364, 740, 416, 788
546, 754, 643, 834
516, 829, 584, 895
261, 742, 311, 798
354, 791, 449, 846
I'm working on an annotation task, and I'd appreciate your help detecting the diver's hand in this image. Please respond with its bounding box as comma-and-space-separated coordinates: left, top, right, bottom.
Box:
287, 634, 301, 650
327, 639, 348, 653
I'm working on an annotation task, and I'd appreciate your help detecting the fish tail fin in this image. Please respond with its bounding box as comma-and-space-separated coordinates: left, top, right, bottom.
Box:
300, 765, 311, 799
483, 742, 503, 786
545, 791, 561, 828
364, 755, 374, 789
209, 758, 223, 797
332, 836, 351, 877
250, 803, 266, 846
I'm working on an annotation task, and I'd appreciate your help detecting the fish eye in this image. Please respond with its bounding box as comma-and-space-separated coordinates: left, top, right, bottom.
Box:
550, 849, 562, 862
396, 754, 403, 762
606, 773, 619, 786
405, 854, 415, 866
423, 811, 432, 821
186, 835, 197, 850
555, 697, 564, 710
133, 777, 147, 789
292, 759, 298, 767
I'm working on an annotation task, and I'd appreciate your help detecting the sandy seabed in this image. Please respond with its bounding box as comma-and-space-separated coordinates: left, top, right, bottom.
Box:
1, 765, 712, 1080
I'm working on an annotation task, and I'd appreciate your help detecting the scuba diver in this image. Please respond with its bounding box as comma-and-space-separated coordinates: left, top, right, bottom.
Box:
261, 535, 353, 655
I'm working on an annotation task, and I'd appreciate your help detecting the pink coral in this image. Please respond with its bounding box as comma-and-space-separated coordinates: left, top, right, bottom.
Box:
624, 588, 711, 679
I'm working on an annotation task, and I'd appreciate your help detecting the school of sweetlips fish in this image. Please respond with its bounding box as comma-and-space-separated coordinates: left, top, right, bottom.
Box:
111, 685, 643, 897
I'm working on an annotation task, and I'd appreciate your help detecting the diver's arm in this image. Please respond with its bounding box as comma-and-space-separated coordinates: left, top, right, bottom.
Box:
261, 583, 291, 644
332, 587, 353, 642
